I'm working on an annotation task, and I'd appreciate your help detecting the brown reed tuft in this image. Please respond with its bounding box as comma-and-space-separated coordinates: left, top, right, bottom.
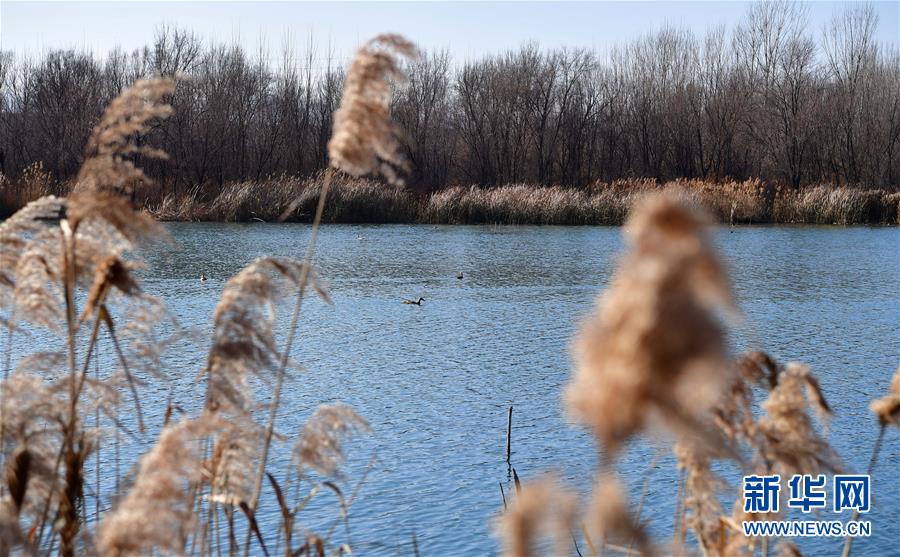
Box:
0, 371, 68, 520
80, 255, 140, 325
0, 499, 25, 554
565, 191, 736, 457
206, 420, 262, 506
206, 257, 324, 414
11, 230, 65, 333
0, 196, 65, 300
5, 446, 31, 514
869, 367, 900, 428
758, 363, 841, 476
674, 442, 728, 553
295, 404, 370, 477
97, 417, 216, 556
496, 474, 576, 557
588, 473, 653, 556
327, 34, 417, 185
736, 350, 779, 390
67, 191, 161, 243
75, 78, 175, 195
712, 351, 782, 446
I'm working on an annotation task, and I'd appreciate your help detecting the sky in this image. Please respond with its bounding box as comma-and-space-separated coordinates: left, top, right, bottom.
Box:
1, 1, 898, 64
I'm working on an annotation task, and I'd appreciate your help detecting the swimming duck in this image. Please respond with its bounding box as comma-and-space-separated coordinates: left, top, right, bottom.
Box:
200, 273, 207, 282
456, 272, 464, 279
402, 297, 425, 305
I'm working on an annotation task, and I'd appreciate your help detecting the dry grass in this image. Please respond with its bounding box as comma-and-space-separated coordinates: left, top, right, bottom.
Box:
148, 172, 419, 223
565, 191, 736, 457
6, 172, 897, 225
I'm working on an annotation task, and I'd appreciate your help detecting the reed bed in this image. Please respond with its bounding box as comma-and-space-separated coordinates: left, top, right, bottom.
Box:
4, 173, 897, 225
141, 178, 900, 226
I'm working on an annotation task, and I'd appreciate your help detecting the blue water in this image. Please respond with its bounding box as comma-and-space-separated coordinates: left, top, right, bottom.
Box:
12, 223, 900, 555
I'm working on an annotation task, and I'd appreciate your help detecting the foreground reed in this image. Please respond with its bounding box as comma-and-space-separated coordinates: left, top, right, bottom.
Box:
497, 191, 896, 557
0, 32, 415, 556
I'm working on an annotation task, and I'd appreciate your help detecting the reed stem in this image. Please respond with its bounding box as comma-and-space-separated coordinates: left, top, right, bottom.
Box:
244, 170, 333, 556
840, 424, 886, 557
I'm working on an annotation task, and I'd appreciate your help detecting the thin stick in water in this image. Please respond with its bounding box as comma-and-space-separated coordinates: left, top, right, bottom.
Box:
506, 406, 513, 462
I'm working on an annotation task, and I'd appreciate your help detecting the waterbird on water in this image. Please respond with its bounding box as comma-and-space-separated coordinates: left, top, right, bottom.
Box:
457, 272, 464, 279
402, 297, 425, 305
200, 273, 207, 282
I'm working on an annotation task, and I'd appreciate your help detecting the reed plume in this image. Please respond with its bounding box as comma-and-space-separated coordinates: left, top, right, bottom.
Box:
496, 474, 576, 557
674, 442, 727, 554
0, 501, 24, 555
758, 362, 840, 477
11, 229, 65, 333
206, 257, 324, 414
0, 196, 65, 309
97, 418, 215, 556
203, 257, 318, 513
869, 367, 900, 428
565, 191, 736, 458
241, 33, 414, 541
75, 78, 175, 195
588, 473, 653, 556
0, 372, 67, 520
327, 34, 418, 185
295, 404, 370, 477
207, 422, 261, 506
67, 191, 161, 244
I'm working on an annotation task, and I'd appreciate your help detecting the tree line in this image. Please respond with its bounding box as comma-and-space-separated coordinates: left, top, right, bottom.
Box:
0, 1, 897, 194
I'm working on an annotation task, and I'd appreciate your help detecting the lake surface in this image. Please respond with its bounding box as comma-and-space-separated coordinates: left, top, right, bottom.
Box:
17, 223, 900, 555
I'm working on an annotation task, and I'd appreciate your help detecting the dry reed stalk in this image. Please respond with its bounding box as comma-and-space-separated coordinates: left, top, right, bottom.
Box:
295, 404, 370, 478
242, 35, 416, 557
327, 34, 418, 185
565, 191, 737, 459
587, 473, 653, 557
97, 417, 218, 556
0, 372, 67, 522
757, 363, 840, 477
496, 474, 576, 557
841, 367, 900, 557
74, 79, 175, 196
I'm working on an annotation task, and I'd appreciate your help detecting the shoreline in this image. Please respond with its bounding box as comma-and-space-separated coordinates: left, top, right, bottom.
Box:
3, 174, 898, 226
152, 176, 899, 226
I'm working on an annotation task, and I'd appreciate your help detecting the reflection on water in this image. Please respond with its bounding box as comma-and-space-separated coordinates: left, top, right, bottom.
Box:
19, 223, 900, 555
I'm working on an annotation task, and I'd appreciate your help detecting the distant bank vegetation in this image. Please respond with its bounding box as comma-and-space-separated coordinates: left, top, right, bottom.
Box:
0, 2, 898, 201
2, 170, 898, 225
